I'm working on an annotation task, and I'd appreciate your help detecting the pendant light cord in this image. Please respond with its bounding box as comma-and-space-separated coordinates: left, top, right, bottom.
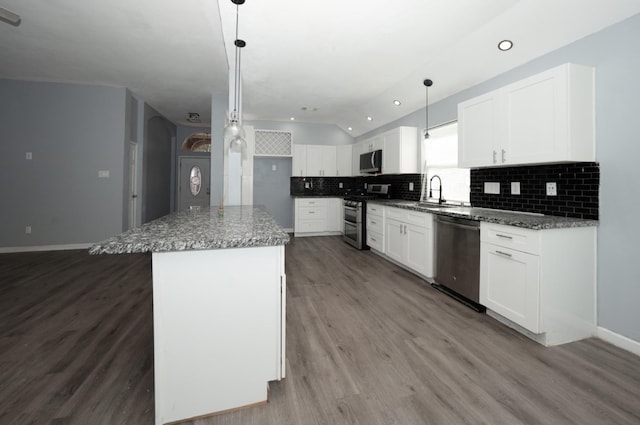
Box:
233, 2, 240, 118
423, 79, 433, 139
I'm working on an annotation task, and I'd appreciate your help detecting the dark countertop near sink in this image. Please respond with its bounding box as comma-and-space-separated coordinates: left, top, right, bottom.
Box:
369, 199, 598, 230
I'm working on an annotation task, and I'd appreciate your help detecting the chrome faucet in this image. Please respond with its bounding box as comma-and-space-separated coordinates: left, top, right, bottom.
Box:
429, 175, 446, 204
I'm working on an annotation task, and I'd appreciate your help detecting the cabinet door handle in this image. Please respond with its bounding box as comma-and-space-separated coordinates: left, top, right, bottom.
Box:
308, 211, 315, 214
493, 150, 497, 164
371, 237, 377, 242
496, 250, 512, 258
399, 225, 402, 234
371, 221, 376, 225
496, 233, 513, 239
502, 149, 506, 163
403, 225, 407, 234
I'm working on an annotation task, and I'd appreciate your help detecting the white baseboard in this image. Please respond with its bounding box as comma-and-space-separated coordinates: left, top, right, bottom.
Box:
597, 327, 640, 357
0, 243, 92, 253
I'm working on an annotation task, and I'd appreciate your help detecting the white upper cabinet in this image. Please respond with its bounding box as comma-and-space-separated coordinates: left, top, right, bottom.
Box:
301, 145, 337, 176
336, 145, 353, 177
292, 144, 307, 177
458, 92, 501, 167
382, 126, 419, 174
459, 63, 595, 168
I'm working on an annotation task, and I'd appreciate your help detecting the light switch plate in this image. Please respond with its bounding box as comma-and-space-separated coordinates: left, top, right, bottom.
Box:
98, 170, 110, 178
484, 182, 500, 194
25, 152, 33, 160
511, 182, 521, 195
546, 182, 557, 196
271, 164, 277, 171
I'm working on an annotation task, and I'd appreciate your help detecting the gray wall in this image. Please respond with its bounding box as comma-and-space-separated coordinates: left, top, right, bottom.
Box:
360, 13, 640, 342
253, 157, 293, 229
0, 80, 129, 247
142, 105, 176, 223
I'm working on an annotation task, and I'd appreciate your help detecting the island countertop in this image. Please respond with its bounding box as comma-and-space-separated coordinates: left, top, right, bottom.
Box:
89, 205, 290, 255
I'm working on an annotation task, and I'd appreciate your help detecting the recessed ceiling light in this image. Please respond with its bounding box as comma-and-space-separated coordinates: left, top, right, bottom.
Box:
393, 100, 401, 106
498, 40, 513, 51
290, 117, 295, 121
347, 127, 353, 131
367, 116, 373, 121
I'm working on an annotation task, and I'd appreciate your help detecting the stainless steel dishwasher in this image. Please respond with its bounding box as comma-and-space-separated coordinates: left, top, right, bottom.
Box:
434, 215, 484, 311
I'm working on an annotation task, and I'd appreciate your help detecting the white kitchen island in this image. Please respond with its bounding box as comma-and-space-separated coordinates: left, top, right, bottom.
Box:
90, 206, 289, 425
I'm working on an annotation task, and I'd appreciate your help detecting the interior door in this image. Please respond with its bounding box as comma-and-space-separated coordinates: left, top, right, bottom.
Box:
178, 157, 211, 212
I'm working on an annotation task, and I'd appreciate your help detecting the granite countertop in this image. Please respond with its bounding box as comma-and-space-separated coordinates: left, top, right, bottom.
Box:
369, 199, 598, 230
89, 206, 290, 255
291, 194, 343, 198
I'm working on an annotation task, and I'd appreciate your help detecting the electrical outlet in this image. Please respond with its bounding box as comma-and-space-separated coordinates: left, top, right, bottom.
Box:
511, 182, 521, 195
546, 182, 557, 196
25, 152, 33, 160
271, 164, 277, 171
25, 226, 31, 234
338, 182, 343, 189
409, 182, 414, 191
304, 182, 310, 189
484, 182, 500, 194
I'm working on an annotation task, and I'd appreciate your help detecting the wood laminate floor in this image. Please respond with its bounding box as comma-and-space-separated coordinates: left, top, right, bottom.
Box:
1, 237, 639, 424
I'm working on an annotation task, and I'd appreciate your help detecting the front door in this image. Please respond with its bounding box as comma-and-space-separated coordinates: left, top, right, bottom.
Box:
178, 157, 211, 211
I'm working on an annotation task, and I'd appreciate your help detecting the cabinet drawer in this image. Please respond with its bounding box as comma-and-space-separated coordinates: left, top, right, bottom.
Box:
367, 230, 384, 252
297, 198, 325, 208
297, 220, 326, 233
385, 206, 408, 221
405, 211, 431, 228
386, 206, 429, 228
367, 203, 384, 217
481, 222, 540, 255
367, 216, 383, 233
298, 206, 326, 220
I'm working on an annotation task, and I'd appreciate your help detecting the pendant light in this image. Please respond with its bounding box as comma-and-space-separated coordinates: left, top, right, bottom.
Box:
224, 0, 247, 153
423, 79, 433, 139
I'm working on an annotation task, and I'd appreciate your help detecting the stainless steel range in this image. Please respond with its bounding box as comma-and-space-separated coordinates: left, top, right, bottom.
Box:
343, 184, 391, 250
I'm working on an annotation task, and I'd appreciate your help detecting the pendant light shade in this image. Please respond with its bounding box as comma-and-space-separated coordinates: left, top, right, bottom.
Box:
225, 0, 247, 153
423, 79, 433, 139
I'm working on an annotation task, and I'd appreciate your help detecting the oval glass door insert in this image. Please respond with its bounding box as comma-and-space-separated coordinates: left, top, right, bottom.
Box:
189, 166, 202, 196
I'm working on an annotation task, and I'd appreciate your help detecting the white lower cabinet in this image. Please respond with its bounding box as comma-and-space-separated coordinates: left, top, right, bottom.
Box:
294, 197, 342, 237
481, 243, 540, 332
380, 206, 433, 278
480, 222, 596, 346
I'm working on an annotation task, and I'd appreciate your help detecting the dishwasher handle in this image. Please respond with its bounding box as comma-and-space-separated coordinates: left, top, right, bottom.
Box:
436, 215, 480, 231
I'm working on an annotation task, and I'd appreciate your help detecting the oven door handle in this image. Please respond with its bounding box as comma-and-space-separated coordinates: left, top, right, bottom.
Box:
344, 206, 358, 212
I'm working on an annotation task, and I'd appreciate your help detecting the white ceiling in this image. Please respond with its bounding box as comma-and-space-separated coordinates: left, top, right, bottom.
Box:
2, 0, 640, 136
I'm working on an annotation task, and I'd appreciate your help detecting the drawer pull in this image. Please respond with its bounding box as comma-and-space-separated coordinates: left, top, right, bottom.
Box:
496, 250, 512, 258
308, 211, 315, 214
371, 237, 377, 242
496, 234, 513, 239
371, 221, 376, 225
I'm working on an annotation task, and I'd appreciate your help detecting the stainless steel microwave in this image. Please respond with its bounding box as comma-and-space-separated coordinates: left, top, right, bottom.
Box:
359, 149, 382, 174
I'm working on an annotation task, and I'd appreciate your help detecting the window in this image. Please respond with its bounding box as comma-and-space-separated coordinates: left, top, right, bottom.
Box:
420, 122, 470, 204
181, 133, 211, 152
